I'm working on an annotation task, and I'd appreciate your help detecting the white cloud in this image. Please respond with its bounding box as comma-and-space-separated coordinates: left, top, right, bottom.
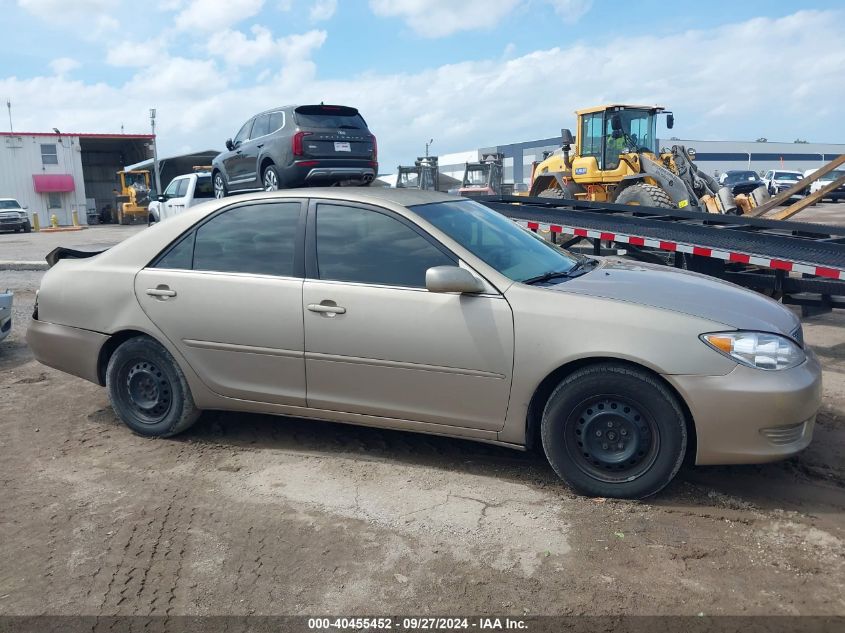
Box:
174, 0, 265, 32
206, 26, 326, 68
369, 0, 521, 38
106, 39, 170, 67
2, 10, 842, 171
543, 0, 592, 23
49, 57, 80, 75
310, 0, 337, 21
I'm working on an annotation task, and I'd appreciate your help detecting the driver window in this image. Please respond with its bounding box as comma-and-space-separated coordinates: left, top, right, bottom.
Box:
162, 179, 180, 198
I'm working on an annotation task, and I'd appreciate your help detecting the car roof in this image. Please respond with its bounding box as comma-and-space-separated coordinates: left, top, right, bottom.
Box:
242, 187, 458, 207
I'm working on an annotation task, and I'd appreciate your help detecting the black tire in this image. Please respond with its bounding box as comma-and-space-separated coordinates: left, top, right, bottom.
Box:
106, 336, 200, 437
262, 164, 281, 191
541, 363, 687, 499
213, 171, 227, 199
23, 222, 32, 233
538, 186, 572, 199
614, 183, 674, 209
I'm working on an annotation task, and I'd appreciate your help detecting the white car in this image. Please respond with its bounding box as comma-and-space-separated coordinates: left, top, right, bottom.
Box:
0, 198, 32, 233
148, 172, 215, 223
762, 170, 804, 197
806, 168, 845, 203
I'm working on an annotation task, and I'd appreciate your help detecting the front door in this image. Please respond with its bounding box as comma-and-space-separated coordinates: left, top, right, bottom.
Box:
134, 200, 306, 405
302, 201, 514, 431
224, 118, 255, 185
161, 177, 189, 220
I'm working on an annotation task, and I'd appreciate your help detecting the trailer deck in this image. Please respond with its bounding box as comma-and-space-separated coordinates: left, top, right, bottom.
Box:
477, 195, 845, 310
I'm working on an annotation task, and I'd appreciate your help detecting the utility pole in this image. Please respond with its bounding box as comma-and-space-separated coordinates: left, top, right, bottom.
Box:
425, 138, 433, 158
6, 100, 12, 132
149, 108, 162, 195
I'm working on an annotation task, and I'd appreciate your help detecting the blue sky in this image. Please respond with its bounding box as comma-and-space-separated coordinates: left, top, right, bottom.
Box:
1, 0, 843, 167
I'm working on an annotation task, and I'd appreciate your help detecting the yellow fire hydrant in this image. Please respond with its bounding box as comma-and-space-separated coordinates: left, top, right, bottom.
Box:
50, 214, 58, 228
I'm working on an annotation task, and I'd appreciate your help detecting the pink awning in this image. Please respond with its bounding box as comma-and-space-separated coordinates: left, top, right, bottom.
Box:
33, 174, 75, 193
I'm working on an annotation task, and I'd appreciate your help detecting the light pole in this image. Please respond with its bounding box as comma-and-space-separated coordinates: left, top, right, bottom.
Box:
425, 138, 433, 158
149, 108, 162, 195
6, 99, 12, 132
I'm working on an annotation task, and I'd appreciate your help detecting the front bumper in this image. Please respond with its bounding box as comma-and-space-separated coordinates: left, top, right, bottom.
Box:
665, 349, 822, 465
0, 218, 27, 231
26, 318, 108, 384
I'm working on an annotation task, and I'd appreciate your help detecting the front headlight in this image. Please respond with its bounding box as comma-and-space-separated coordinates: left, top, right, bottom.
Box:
701, 331, 805, 371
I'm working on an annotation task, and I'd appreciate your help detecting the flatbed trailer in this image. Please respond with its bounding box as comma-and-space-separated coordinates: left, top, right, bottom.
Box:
476, 195, 845, 313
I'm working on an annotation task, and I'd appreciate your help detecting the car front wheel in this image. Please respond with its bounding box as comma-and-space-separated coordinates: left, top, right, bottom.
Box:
106, 336, 200, 437
213, 172, 227, 199
541, 363, 687, 499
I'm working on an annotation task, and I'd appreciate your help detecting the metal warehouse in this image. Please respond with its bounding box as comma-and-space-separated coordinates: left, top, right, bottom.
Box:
436, 138, 845, 186
0, 131, 153, 226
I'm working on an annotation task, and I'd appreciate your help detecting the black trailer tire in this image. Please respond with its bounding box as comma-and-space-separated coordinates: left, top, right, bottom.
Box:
541, 363, 687, 499
106, 336, 200, 438
615, 183, 674, 208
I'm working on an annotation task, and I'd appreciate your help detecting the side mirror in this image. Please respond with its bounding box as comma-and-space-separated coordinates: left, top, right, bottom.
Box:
225, 138, 234, 151
157, 195, 167, 202
425, 266, 485, 294
667, 113, 674, 129
687, 148, 697, 160
561, 128, 575, 146
611, 113, 623, 131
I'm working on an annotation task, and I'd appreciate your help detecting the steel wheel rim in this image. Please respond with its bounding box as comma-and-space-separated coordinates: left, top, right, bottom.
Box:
263, 169, 278, 191
120, 359, 173, 425
564, 396, 660, 483
214, 175, 225, 199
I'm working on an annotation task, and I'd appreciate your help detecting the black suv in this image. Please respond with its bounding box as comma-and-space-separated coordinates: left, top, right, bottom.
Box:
212, 104, 377, 198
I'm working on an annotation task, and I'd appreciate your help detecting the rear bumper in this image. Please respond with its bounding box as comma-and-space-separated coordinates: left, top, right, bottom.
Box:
283, 159, 377, 186
26, 318, 107, 384
665, 349, 822, 465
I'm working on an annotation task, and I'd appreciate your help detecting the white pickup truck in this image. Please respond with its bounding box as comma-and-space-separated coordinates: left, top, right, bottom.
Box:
148, 171, 215, 224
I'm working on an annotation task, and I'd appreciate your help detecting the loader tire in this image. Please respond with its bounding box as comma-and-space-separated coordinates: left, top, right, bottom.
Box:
538, 186, 572, 199
615, 183, 674, 209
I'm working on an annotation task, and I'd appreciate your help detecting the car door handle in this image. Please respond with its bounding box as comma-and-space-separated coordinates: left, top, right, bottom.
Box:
146, 286, 177, 298
307, 303, 346, 315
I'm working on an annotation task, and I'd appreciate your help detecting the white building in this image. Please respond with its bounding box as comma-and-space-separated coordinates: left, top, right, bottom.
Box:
0, 131, 153, 226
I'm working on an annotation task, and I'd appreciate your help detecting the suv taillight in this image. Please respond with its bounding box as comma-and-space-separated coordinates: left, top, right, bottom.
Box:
371, 135, 378, 161
292, 131, 312, 156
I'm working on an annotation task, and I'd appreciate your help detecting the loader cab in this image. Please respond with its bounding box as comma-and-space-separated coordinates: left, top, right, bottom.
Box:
459, 153, 504, 198
574, 106, 664, 178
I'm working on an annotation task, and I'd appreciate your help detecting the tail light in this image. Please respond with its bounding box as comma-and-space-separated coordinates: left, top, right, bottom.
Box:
371, 135, 378, 161
292, 131, 312, 156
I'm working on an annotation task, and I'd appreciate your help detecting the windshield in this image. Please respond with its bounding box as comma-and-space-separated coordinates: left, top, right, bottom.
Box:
775, 172, 801, 181
725, 171, 760, 183
820, 170, 845, 182
294, 106, 366, 129
0, 200, 22, 210
411, 200, 579, 283
463, 166, 488, 186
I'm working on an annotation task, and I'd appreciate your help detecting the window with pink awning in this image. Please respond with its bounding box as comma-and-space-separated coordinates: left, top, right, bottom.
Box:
32, 174, 75, 192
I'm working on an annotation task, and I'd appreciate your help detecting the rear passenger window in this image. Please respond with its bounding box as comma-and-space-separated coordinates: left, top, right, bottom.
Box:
315, 204, 452, 288
192, 202, 300, 276
156, 233, 195, 270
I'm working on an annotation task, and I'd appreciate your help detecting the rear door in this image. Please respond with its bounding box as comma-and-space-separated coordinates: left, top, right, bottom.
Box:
293, 105, 374, 160
134, 199, 307, 405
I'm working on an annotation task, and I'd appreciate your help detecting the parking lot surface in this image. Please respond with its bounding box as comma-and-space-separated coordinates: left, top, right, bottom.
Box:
1, 222, 844, 616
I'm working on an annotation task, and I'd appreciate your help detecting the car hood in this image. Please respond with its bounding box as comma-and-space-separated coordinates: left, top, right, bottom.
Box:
548, 258, 800, 337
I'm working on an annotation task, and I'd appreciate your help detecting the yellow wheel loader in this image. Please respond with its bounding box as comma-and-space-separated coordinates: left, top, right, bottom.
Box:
528, 105, 769, 214
114, 170, 152, 225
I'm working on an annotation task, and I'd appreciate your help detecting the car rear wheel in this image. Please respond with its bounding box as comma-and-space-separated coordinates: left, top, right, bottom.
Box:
213, 172, 227, 199
541, 363, 687, 499
106, 336, 200, 437
263, 165, 280, 191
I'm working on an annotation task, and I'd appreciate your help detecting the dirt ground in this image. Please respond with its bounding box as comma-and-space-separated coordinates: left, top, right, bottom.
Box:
1, 225, 844, 618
